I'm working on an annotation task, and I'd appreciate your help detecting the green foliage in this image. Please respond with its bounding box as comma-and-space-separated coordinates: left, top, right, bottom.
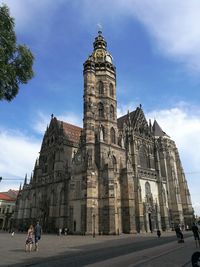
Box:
0, 4, 34, 101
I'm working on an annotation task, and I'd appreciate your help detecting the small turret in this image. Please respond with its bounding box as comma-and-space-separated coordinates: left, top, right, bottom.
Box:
23, 173, 27, 186
149, 119, 152, 132
93, 30, 107, 51
30, 173, 33, 184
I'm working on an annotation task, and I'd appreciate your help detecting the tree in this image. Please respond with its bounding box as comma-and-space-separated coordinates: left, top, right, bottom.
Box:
0, 4, 34, 101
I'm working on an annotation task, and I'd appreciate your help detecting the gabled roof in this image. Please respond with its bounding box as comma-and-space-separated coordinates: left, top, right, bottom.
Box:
59, 121, 82, 144
117, 110, 136, 129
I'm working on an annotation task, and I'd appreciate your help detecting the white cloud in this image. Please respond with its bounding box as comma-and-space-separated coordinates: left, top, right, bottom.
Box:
117, 102, 138, 118
33, 111, 82, 135
76, 0, 200, 73
4, 0, 200, 72
1, 0, 66, 29
58, 113, 82, 128
116, 0, 200, 72
0, 128, 40, 192
32, 112, 50, 135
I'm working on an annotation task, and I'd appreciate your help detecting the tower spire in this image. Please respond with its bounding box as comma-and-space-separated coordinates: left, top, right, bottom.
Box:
97, 23, 103, 35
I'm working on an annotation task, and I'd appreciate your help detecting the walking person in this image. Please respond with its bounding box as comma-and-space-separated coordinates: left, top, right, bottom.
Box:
64, 227, 68, 235
25, 225, 34, 252
191, 222, 200, 248
157, 229, 161, 238
175, 225, 184, 243
34, 221, 42, 251
59, 228, 62, 236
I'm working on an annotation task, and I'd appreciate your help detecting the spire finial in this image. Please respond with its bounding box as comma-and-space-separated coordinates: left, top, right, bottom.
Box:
97, 23, 103, 35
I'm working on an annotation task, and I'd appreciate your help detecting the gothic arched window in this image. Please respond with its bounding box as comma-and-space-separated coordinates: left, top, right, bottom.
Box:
99, 81, 104, 95
112, 155, 117, 170
110, 105, 114, 120
98, 102, 104, 118
110, 127, 116, 144
138, 145, 148, 169
109, 83, 114, 97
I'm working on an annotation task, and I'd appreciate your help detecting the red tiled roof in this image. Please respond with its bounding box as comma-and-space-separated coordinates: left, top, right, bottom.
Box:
3, 190, 19, 199
0, 193, 16, 201
59, 121, 82, 144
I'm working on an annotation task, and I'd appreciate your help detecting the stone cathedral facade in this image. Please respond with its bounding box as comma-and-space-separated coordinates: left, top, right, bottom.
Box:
14, 32, 194, 234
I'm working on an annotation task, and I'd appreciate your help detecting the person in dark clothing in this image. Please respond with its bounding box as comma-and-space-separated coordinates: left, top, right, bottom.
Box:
191, 251, 200, 267
175, 225, 184, 243
34, 222, 42, 251
191, 222, 200, 248
157, 229, 161, 238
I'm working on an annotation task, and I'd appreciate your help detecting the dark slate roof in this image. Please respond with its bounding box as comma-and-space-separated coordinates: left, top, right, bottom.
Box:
153, 120, 169, 137
117, 110, 136, 129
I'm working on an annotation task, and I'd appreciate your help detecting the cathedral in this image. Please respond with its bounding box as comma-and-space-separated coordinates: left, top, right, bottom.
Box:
14, 31, 194, 234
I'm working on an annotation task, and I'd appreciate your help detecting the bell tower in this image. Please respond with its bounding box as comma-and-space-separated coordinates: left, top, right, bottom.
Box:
83, 31, 122, 235
83, 30, 118, 147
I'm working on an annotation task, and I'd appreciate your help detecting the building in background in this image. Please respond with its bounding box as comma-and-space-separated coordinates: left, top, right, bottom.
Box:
0, 190, 18, 231
14, 32, 194, 234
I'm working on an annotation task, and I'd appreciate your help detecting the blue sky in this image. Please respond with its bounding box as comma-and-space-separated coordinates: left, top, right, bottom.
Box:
1, 0, 200, 215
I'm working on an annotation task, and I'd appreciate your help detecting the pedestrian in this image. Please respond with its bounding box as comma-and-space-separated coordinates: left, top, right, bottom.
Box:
34, 221, 42, 251
191, 222, 200, 248
59, 228, 62, 236
191, 251, 200, 267
157, 229, 161, 238
25, 225, 34, 252
64, 227, 68, 235
175, 225, 184, 243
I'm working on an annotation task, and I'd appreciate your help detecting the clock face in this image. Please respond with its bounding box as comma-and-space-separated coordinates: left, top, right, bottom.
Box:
94, 49, 105, 62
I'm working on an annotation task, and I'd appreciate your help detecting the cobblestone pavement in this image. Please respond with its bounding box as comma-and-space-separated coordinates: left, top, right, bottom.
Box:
0, 231, 199, 266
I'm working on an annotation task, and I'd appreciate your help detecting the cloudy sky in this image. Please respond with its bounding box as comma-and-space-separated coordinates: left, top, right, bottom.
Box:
1, 0, 200, 215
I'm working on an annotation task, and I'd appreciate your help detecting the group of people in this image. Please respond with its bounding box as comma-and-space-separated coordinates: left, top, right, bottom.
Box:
24, 221, 200, 252
25, 222, 42, 252
156, 222, 200, 247
58, 227, 69, 236
191, 222, 200, 248
175, 222, 200, 247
